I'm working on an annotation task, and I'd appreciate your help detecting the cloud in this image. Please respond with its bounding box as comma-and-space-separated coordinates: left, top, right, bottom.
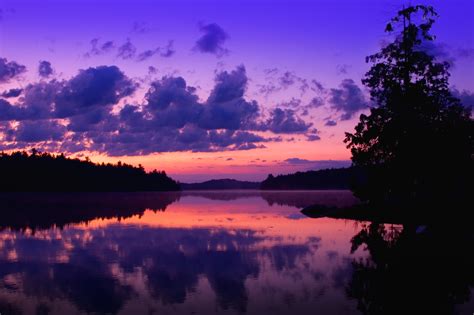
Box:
117, 39, 137, 60
329, 79, 368, 120
85, 37, 174, 62
1, 63, 317, 155
336, 64, 350, 75
306, 97, 324, 108
325, 120, 337, 126
54, 65, 137, 118
136, 48, 160, 62
199, 66, 259, 130
15, 120, 66, 142
136, 41, 175, 61
38, 60, 53, 77
160, 40, 175, 58
0, 65, 136, 123
0, 99, 21, 120
263, 108, 312, 133
306, 134, 321, 141
279, 71, 297, 89
84, 38, 115, 58
258, 70, 310, 97
194, 23, 229, 57
278, 98, 301, 108
311, 79, 325, 92
0, 57, 26, 83
131, 21, 151, 34
1, 88, 22, 98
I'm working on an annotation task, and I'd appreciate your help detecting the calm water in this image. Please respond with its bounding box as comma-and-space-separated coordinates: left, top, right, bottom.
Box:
0, 191, 472, 315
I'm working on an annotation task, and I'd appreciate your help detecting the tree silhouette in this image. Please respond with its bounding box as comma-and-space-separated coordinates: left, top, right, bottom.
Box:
0, 150, 180, 192
344, 5, 473, 209
347, 223, 473, 315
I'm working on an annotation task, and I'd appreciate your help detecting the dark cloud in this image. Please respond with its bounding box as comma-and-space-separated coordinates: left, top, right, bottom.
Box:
84, 38, 115, 57
38, 60, 53, 77
263, 108, 312, 134
136, 48, 160, 62
74, 66, 268, 155
0, 57, 26, 83
200, 66, 259, 130
0, 99, 21, 120
279, 71, 297, 89
131, 21, 151, 34
1, 88, 22, 98
329, 79, 368, 120
148, 66, 158, 74
0, 66, 136, 123
86, 37, 174, 62
54, 65, 137, 118
311, 79, 325, 92
195, 23, 229, 57
136, 41, 176, 61
278, 98, 301, 108
307, 97, 324, 108
101, 41, 115, 52
117, 39, 137, 60
15, 120, 66, 142
144, 76, 201, 128
263, 68, 278, 77
1, 63, 316, 155
160, 40, 176, 58
306, 134, 321, 141
284, 158, 311, 164
258, 70, 310, 97
325, 120, 337, 127
336, 64, 350, 75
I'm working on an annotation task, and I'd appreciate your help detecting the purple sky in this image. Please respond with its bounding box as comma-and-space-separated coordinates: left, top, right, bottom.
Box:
1, 0, 473, 182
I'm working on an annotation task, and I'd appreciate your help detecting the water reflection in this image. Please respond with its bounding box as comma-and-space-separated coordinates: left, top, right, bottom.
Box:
347, 222, 474, 315
0, 191, 472, 315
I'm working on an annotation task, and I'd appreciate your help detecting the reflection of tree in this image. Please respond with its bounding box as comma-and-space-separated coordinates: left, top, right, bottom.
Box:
347, 222, 473, 315
260, 191, 357, 209
0, 192, 181, 231
0, 299, 22, 315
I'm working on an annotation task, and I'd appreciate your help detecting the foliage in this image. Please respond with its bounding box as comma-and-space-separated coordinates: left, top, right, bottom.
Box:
344, 5, 473, 206
0, 150, 180, 191
260, 167, 361, 190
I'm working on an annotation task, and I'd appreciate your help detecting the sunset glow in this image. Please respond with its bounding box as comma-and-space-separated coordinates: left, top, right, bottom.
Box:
1, 0, 472, 181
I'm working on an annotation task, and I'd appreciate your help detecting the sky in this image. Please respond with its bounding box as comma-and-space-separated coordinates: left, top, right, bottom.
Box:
0, 0, 473, 182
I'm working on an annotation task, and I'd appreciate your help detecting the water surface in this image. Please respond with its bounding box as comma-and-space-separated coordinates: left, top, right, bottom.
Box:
0, 191, 472, 315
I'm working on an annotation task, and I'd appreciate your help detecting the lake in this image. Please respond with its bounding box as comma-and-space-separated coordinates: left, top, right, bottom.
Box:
0, 191, 472, 315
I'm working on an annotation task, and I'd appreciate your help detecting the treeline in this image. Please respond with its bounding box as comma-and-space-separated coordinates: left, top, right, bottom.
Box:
0, 150, 180, 191
260, 167, 363, 190
181, 179, 260, 190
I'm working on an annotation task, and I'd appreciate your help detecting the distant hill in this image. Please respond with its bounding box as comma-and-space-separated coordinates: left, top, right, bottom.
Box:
260, 167, 361, 190
0, 151, 180, 192
181, 179, 260, 190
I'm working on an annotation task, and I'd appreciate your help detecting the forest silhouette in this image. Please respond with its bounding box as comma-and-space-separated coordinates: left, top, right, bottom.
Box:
0, 150, 180, 191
